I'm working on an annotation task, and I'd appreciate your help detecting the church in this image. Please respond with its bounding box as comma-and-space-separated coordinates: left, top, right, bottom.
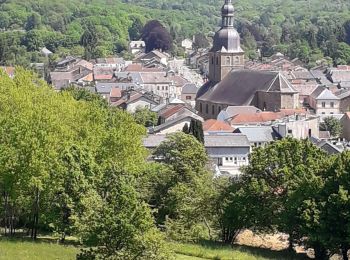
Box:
196, 0, 299, 120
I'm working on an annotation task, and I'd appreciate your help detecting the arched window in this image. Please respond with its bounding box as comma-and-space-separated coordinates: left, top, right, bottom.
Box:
235, 56, 240, 64
226, 56, 231, 65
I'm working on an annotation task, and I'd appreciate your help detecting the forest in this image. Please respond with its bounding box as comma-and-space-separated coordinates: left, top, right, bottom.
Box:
0, 0, 350, 67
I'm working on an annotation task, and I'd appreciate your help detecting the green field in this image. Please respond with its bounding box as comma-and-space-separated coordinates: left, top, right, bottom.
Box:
0, 237, 307, 260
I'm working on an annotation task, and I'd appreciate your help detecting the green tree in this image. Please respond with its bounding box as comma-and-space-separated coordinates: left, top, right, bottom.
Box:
133, 106, 158, 127
320, 116, 342, 137
188, 119, 204, 143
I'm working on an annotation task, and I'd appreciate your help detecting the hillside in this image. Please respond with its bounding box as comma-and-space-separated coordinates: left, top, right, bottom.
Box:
0, 0, 350, 66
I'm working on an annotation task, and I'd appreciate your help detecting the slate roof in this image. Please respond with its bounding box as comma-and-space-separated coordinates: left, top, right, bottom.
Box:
204, 134, 250, 147
182, 83, 198, 94
310, 86, 339, 100
233, 126, 281, 143
197, 70, 297, 106
143, 135, 167, 148
217, 106, 261, 121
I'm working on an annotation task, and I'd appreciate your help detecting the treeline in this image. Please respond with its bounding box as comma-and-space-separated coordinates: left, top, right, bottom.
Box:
1, 0, 350, 67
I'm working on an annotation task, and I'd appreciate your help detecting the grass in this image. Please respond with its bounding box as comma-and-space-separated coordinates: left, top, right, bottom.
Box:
171, 240, 309, 260
0, 236, 309, 260
0, 237, 79, 260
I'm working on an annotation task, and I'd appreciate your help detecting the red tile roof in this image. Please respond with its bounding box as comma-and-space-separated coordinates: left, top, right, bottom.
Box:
124, 63, 163, 72
110, 88, 122, 98
203, 119, 234, 132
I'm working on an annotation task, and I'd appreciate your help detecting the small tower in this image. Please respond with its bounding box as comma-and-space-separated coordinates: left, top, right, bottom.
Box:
208, 0, 244, 83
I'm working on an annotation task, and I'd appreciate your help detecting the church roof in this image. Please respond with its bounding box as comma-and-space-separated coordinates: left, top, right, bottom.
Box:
197, 70, 297, 106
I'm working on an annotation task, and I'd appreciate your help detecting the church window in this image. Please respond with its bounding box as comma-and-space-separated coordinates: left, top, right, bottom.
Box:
212, 105, 215, 115
218, 106, 221, 113
199, 103, 202, 113
216, 57, 219, 65
235, 56, 240, 64
206, 104, 209, 114
211, 57, 214, 64
226, 56, 231, 65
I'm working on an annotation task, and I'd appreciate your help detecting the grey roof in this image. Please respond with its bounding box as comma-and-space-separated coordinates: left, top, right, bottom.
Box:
233, 126, 281, 143
143, 133, 250, 148
182, 83, 198, 94
310, 86, 339, 100
211, 28, 243, 53
149, 114, 203, 134
197, 70, 297, 105
204, 134, 250, 147
217, 106, 261, 121
143, 135, 167, 148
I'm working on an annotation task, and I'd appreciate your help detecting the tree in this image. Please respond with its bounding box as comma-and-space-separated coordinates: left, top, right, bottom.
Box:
25, 13, 42, 31
150, 133, 215, 241
320, 116, 342, 137
188, 119, 204, 143
224, 138, 330, 256
182, 123, 189, 134
141, 20, 173, 53
128, 16, 144, 41
80, 22, 98, 60
133, 106, 158, 127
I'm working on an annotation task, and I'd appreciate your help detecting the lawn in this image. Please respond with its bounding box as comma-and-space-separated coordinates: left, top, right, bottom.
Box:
171, 241, 309, 260
0, 237, 308, 260
0, 238, 79, 260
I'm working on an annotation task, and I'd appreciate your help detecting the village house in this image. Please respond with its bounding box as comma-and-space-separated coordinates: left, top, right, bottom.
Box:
309, 86, 340, 115
181, 38, 193, 50
50, 57, 94, 90
134, 50, 170, 67
94, 57, 131, 71
181, 83, 198, 106
149, 113, 203, 135
111, 90, 159, 113
129, 41, 146, 54
143, 133, 251, 177
233, 126, 281, 147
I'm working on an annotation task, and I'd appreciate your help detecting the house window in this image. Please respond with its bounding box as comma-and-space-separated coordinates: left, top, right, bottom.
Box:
330, 112, 334, 114
330, 102, 334, 108
166, 86, 168, 91
322, 112, 325, 114
226, 157, 229, 161
199, 103, 203, 113
186, 96, 192, 100
212, 105, 215, 115
206, 104, 209, 114
322, 102, 326, 108
157, 86, 160, 90
288, 129, 293, 134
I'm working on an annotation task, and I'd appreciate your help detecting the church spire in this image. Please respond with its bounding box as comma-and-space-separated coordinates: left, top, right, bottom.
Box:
221, 0, 234, 28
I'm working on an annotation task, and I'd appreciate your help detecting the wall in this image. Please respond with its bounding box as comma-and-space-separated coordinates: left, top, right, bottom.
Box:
315, 99, 340, 115
341, 115, 350, 141
339, 96, 350, 113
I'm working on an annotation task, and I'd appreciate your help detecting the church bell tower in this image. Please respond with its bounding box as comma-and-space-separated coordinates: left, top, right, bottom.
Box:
208, 0, 245, 83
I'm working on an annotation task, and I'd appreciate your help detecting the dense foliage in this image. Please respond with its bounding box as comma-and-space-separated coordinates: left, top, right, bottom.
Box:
0, 0, 349, 66
0, 69, 172, 259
